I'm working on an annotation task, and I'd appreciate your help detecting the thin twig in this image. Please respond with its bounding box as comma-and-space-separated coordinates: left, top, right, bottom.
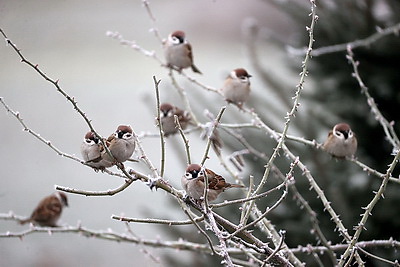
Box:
339, 150, 400, 265
210, 180, 286, 209
177, 198, 217, 256
250, 0, 318, 200
175, 115, 192, 165
132, 128, 159, 178
205, 208, 234, 266
141, 0, 164, 44
226, 182, 288, 240
106, 31, 163, 64
0, 29, 139, 188
0, 28, 110, 156
0, 98, 83, 164
357, 246, 398, 266
168, 70, 200, 125
290, 238, 400, 253
111, 215, 204, 225
153, 76, 166, 177
200, 106, 226, 165
346, 46, 399, 149
288, 22, 400, 57
263, 230, 286, 266
55, 180, 134, 196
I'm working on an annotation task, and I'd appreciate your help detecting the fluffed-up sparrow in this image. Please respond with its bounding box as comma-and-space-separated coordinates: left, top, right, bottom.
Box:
80, 131, 113, 169
164, 30, 202, 74
159, 103, 191, 136
102, 125, 136, 163
20, 192, 69, 227
323, 123, 357, 158
182, 164, 244, 201
219, 68, 252, 108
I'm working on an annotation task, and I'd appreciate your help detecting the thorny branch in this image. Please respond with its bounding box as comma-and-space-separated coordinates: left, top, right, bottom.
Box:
288, 22, 400, 57
346, 46, 400, 150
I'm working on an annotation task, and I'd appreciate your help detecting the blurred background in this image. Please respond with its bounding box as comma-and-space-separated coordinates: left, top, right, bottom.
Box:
1, 0, 399, 266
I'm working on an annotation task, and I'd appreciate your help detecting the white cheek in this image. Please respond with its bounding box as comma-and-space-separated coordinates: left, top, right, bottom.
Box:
334, 132, 343, 139
171, 37, 180, 45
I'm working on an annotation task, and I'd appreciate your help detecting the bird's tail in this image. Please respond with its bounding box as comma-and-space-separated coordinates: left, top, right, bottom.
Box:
191, 64, 202, 74
19, 218, 31, 225
229, 183, 245, 188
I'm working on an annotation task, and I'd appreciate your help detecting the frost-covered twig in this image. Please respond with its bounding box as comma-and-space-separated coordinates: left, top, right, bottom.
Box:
346, 46, 400, 149
339, 150, 400, 265
288, 22, 400, 57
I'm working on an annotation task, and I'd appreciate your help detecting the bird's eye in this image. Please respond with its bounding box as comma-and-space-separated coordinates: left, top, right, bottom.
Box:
334, 131, 343, 138
172, 36, 180, 44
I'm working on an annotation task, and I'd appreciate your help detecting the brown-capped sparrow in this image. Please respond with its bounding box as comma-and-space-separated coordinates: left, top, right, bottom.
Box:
164, 30, 202, 74
80, 131, 113, 169
102, 125, 136, 163
219, 68, 252, 108
323, 123, 357, 158
159, 103, 192, 136
181, 164, 244, 201
20, 192, 68, 227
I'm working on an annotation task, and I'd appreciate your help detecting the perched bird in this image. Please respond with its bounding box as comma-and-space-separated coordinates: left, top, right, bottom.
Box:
20, 192, 69, 227
181, 164, 244, 201
102, 125, 136, 163
219, 68, 252, 108
323, 123, 357, 158
80, 131, 113, 169
163, 30, 202, 74
159, 103, 191, 136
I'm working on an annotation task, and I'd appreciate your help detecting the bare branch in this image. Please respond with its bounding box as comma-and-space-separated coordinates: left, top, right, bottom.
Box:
346, 46, 400, 149
55, 179, 134, 196
200, 106, 226, 165
339, 150, 400, 265
263, 230, 286, 265
288, 22, 400, 57
251, 0, 317, 197
153, 76, 166, 177
175, 115, 192, 165
111, 215, 204, 225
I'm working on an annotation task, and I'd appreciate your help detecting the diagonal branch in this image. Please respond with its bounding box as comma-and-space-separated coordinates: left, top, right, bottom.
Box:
346, 46, 400, 149
288, 22, 400, 57
339, 150, 400, 265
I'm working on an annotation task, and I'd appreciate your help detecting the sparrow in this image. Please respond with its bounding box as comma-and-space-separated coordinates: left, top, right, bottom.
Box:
163, 30, 202, 74
80, 131, 113, 169
323, 123, 357, 158
181, 164, 244, 201
159, 103, 192, 136
20, 192, 69, 227
102, 125, 136, 164
219, 68, 252, 108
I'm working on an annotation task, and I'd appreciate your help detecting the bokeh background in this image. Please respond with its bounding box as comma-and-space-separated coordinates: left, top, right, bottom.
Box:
1, 0, 400, 266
